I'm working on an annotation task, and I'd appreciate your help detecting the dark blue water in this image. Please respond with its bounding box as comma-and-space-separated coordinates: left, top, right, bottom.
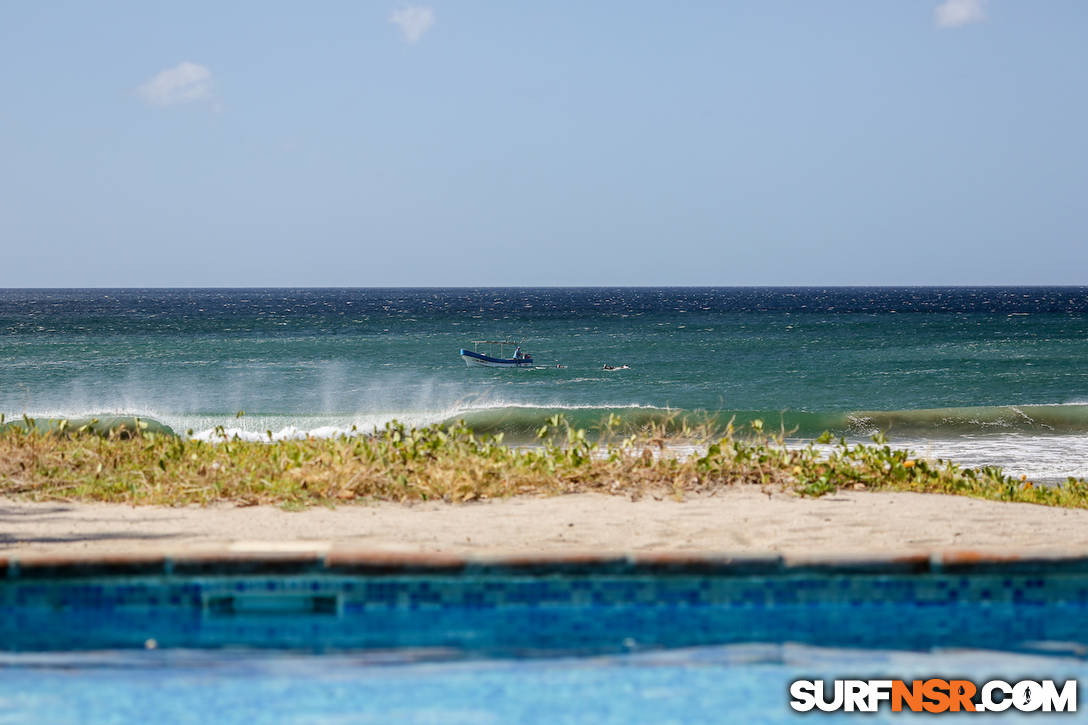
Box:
3, 287, 1087, 476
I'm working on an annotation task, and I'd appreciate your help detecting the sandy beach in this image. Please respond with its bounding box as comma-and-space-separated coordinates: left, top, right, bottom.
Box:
4, 487, 1088, 558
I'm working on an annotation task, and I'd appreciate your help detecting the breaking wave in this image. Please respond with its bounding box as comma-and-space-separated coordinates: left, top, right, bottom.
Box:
12, 403, 1088, 442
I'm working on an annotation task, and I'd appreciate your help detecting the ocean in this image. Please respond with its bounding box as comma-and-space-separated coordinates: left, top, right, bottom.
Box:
3, 287, 1087, 480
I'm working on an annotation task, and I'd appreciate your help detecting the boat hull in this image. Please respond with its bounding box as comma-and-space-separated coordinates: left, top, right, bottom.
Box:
460, 350, 534, 368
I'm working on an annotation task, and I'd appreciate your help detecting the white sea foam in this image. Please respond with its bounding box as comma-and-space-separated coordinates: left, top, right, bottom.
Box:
11, 401, 1088, 480
797, 435, 1088, 483
180, 401, 665, 442
888, 434, 1088, 482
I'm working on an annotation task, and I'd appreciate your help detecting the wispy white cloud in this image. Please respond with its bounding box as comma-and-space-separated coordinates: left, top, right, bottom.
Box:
389, 5, 435, 44
934, 0, 988, 29
138, 61, 213, 107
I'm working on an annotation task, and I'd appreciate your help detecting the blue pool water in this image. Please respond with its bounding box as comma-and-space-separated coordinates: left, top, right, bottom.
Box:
3, 563, 1088, 722
3, 647, 1085, 724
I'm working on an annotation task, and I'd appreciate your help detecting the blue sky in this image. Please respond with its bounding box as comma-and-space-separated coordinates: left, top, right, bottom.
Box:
1, 1, 1085, 286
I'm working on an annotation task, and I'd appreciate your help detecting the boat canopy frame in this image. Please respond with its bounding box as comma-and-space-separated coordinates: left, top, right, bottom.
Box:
469, 340, 523, 357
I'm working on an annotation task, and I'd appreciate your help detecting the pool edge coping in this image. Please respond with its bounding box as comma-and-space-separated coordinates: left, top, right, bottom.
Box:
4, 549, 1087, 579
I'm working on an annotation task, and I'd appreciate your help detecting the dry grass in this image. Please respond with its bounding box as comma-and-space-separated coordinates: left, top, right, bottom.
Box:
1, 416, 1087, 510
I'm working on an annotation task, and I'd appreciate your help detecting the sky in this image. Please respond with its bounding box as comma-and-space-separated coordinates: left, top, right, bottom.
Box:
1, 1, 1086, 287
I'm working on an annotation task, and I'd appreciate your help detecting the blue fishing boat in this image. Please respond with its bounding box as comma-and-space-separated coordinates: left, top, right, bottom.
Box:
459, 340, 534, 368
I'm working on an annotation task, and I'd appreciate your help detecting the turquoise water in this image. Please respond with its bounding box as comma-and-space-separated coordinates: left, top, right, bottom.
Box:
1, 648, 1082, 724
3, 287, 1088, 477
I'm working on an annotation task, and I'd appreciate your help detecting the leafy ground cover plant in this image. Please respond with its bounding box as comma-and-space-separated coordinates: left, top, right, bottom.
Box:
1, 414, 1085, 509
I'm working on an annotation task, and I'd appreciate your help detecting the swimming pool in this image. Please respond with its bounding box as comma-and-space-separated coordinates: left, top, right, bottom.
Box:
3, 551, 1087, 722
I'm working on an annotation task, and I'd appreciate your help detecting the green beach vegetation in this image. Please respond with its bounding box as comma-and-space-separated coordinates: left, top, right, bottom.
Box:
1, 414, 1087, 509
